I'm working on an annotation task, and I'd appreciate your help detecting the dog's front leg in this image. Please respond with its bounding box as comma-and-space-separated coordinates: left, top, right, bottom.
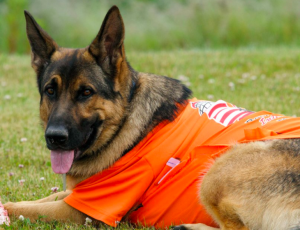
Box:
17, 190, 71, 205
4, 199, 86, 224
14, 175, 83, 205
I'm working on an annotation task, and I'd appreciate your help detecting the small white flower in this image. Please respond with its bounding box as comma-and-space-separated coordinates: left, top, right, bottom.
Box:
4, 95, 11, 100
17, 93, 23, 98
228, 82, 235, 91
251, 75, 257, 81
294, 87, 300, 92
19, 215, 24, 221
18, 179, 25, 185
19, 164, 24, 168
238, 79, 246, 84
85, 217, 92, 224
20, 138, 27, 142
207, 95, 214, 100
40, 177, 45, 181
84, 217, 93, 226
185, 81, 191, 87
208, 79, 215, 84
178, 75, 189, 82
51, 187, 59, 193
242, 73, 250, 79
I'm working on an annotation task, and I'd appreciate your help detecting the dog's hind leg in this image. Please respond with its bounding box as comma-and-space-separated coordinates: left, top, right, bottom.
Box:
198, 140, 300, 230
174, 222, 249, 230
173, 201, 249, 230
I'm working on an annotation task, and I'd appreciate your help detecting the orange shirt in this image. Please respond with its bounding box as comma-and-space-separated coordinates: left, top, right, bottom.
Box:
64, 99, 300, 228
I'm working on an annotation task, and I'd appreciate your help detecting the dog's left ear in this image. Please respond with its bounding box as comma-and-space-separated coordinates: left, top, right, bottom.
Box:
89, 5, 126, 77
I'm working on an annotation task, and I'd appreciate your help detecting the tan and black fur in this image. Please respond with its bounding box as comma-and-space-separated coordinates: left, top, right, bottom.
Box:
4, 5, 191, 225
175, 139, 300, 230
4, 5, 300, 230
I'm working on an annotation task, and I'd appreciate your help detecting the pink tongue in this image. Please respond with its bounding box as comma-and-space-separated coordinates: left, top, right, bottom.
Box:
50, 150, 74, 174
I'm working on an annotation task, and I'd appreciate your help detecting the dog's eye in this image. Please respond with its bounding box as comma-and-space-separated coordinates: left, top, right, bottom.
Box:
46, 87, 55, 96
82, 89, 92, 97
78, 89, 93, 100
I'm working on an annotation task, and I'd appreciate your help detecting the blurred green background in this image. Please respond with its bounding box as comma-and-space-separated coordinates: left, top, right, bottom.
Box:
1, 0, 300, 54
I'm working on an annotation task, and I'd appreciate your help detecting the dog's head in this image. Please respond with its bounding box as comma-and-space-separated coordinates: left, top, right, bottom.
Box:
24, 6, 134, 174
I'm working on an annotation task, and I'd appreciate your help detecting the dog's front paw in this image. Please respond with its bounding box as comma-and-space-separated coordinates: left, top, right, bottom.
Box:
3, 202, 16, 216
4, 202, 32, 222
3, 202, 25, 219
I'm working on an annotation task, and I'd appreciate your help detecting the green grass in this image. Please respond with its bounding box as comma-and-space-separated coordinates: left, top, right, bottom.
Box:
1, 47, 300, 229
2, 0, 300, 53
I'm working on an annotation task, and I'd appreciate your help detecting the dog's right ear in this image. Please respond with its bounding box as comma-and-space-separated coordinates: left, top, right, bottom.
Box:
24, 11, 58, 73
88, 6, 125, 78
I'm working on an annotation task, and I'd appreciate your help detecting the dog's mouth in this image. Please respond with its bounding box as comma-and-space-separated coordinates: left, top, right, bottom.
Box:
50, 149, 75, 174
50, 124, 99, 174
77, 125, 98, 156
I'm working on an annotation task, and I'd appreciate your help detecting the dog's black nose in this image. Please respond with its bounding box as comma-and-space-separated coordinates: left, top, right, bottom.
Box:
45, 125, 69, 147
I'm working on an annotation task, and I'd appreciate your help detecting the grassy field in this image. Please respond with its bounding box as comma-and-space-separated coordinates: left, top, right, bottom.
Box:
1, 47, 300, 229
2, 0, 300, 53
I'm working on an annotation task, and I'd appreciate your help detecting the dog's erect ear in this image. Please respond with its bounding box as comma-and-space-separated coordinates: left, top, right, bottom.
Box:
24, 11, 58, 73
89, 6, 125, 77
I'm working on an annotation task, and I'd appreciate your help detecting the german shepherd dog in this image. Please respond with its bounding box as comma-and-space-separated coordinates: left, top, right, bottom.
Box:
4, 5, 300, 230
